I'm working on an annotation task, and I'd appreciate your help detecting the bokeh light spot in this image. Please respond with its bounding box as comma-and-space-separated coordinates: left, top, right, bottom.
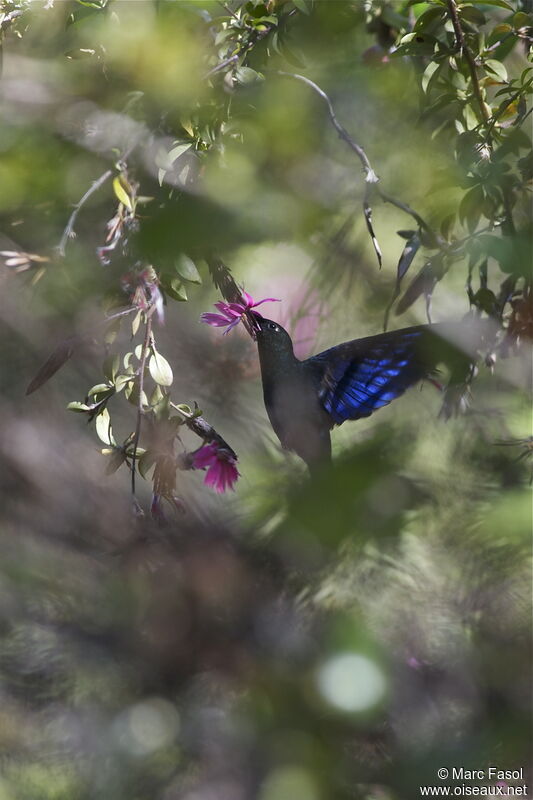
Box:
316, 652, 386, 712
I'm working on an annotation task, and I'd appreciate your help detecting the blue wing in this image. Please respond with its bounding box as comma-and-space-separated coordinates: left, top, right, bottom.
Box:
307, 327, 432, 425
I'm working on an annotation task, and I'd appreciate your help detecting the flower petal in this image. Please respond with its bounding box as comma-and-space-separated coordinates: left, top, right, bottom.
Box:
222, 317, 242, 335
250, 297, 281, 308
225, 302, 247, 315
200, 312, 233, 327
214, 301, 241, 319
240, 290, 254, 308
192, 443, 218, 469
204, 464, 221, 490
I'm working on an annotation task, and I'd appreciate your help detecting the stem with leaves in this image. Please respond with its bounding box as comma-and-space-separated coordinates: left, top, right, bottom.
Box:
446, 0, 491, 129
131, 314, 152, 497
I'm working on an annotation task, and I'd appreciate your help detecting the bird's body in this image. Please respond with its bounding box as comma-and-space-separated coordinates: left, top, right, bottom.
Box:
255, 317, 489, 473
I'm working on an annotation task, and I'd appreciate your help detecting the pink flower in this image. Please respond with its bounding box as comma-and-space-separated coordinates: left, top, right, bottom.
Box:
192, 443, 240, 493
200, 291, 280, 334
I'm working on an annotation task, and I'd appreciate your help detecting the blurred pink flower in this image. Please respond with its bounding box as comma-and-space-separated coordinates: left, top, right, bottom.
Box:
192, 443, 240, 493
201, 291, 280, 334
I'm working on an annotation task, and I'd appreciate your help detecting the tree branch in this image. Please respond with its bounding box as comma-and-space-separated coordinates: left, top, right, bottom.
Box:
58, 169, 113, 257
274, 70, 437, 256
447, 0, 491, 129
275, 71, 377, 183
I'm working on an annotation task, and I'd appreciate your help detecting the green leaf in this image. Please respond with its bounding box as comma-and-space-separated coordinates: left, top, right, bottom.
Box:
112, 176, 133, 211
292, 0, 310, 14
26, 336, 81, 395
150, 384, 165, 407
155, 143, 191, 170
463, 104, 480, 130
175, 254, 201, 284
234, 67, 264, 85
138, 450, 158, 480
396, 232, 421, 285
67, 401, 91, 413
103, 353, 120, 382
131, 310, 142, 337
166, 279, 188, 301
421, 60, 441, 94
175, 403, 192, 416
513, 11, 532, 29
459, 184, 484, 233
487, 23, 513, 45
280, 43, 307, 68
104, 318, 121, 346
467, 0, 514, 9
88, 383, 114, 398
396, 262, 438, 316
125, 381, 148, 408
414, 6, 445, 32
395, 32, 439, 56
460, 5, 486, 25
167, 143, 192, 163
95, 408, 116, 446
114, 375, 132, 393
484, 59, 508, 83
104, 448, 126, 475
149, 350, 173, 387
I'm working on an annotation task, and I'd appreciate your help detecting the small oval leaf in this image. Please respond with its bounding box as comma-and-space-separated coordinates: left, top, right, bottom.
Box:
112, 176, 133, 211
67, 401, 91, 413
396, 232, 421, 285
175, 254, 201, 284
149, 350, 173, 387
95, 408, 116, 446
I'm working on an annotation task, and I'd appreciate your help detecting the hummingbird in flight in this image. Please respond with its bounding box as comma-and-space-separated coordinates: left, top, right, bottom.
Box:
254, 315, 488, 474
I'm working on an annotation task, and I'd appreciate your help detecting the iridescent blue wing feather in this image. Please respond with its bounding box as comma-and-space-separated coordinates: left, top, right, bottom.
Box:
306, 327, 434, 425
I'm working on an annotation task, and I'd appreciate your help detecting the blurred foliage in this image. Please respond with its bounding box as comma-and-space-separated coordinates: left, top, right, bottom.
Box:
0, 0, 531, 798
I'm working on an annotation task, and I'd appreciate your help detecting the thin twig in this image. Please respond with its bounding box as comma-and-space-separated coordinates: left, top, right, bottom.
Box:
57, 139, 138, 257
276, 71, 377, 183
103, 306, 137, 324
379, 191, 433, 235
447, 0, 491, 129
58, 169, 113, 257
131, 315, 152, 497
219, 2, 240, 22
274, 70, 437, 256
204, 53, 239, 79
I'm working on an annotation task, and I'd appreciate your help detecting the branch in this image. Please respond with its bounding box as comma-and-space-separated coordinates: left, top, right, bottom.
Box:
447, 0, 491, 129
58, 169, 113, 257
275, 71, 377, 183
379, 191, 433, 235
57, 140, 139, 257
203, 53, 239, 79
274, 70, 437, 259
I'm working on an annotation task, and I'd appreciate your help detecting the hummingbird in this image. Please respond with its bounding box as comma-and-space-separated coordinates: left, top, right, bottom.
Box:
254, 316, 490, 474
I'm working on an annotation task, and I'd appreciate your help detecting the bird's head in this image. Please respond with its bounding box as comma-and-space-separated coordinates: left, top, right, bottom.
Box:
254, 316, 296, 364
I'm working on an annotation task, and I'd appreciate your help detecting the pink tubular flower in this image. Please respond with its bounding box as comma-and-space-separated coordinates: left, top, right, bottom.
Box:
200, 291, 280, 334
192, 443, 240, 494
